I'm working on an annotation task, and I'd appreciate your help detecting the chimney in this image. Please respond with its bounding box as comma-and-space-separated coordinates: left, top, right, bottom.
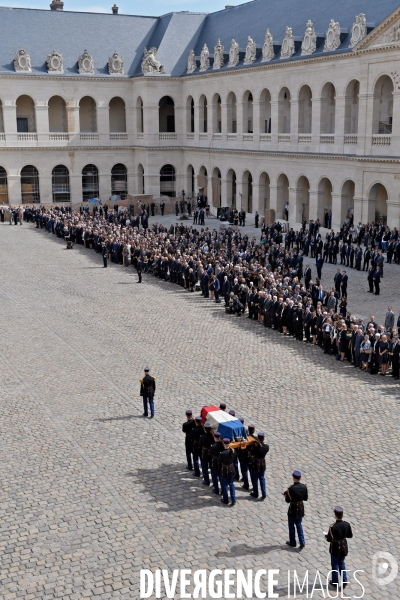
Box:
112, 4, 118, 13
50, 0, 64, 9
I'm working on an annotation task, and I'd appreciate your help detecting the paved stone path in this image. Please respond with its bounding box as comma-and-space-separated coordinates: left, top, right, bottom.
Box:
0, 221, 399, 599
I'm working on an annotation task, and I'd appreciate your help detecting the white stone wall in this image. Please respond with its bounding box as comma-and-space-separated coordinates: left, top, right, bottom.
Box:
0, 44, 400, 228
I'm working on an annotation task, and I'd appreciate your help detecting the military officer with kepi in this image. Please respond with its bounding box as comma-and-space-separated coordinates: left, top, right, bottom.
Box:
218, 438, 237, 506
210, 431, 223, 495
325, 506, 353, 590
284, 470, 308, 548
199, 422, 214, 486
182, 410, 195, 470
140, 367, 156, 418
250, 432, 269, 499
190, 416, 204, 477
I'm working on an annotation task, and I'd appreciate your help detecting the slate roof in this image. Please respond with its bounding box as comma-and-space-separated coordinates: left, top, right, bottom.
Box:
0, 1, 398, 78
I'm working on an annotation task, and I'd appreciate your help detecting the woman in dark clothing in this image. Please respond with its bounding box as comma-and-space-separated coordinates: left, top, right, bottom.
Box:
281, 302, 288, 335
339, 325, 348, 361
339, 297, 347, 318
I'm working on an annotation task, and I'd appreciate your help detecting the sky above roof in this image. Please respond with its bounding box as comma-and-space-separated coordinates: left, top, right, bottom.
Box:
1, 0, 226, 16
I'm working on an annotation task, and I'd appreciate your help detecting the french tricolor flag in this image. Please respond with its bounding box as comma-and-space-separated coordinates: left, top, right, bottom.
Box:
201, 405, 248, 441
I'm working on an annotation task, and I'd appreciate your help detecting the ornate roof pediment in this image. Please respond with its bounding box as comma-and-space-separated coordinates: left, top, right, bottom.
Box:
108, 51, 124, 75
353, 7, 400, 51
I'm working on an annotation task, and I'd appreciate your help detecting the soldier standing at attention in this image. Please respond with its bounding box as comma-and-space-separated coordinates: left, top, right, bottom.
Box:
210, 432, 223, 495
218, 438, 237, 506
101, 242, 108, 268
190, 416, 204, 478
199, 422, 214, 486
239, 424, 255, 491
284, 470, 308, 549
250, 432, 269, 500
182, 410, 195, 470
140, 367, 156, 418
325, 506, 353, 590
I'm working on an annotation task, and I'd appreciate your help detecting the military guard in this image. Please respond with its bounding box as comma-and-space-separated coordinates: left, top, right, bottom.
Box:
190, 416, 204, 477
218, 438, 237, 506
250, 432, 269, 499
182, 410, 195, 470
325, 507, 353, 589
210, 431, 223, 494
284, 470, 308, 548
219, 402, 227, 411
199, 422, 214, 486
139, 367, 156, 418
239, 423, 255, 491
101, 242, 108, 268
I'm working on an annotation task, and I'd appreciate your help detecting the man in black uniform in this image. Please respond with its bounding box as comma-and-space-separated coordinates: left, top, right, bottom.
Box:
218, 438, 237, 506
199, 422, 214, 486
210, 431, 223, 495
250, 432, 269, 499
284, 470, 308, 548
139, 366, 156, 418
182, 410, 195, 470
238, 424, 255, 491
137, 257, 142, 283
325, 506, 353, 589
190, 416, 204, 477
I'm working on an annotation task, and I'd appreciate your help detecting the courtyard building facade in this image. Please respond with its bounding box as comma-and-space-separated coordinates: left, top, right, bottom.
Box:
1, 0, 400, 228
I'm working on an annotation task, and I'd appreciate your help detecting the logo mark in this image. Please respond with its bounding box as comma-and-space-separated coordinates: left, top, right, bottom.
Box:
372, 552, 398, 585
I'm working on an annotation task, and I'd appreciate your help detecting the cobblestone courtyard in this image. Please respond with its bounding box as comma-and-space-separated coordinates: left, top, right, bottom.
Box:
0, 221, 399, 599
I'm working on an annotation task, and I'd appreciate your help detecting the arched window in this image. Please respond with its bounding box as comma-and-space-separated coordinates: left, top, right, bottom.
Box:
369, 183, 388, 221
79, 97, 97, 132
320, 83, 336, 134
109, 97, 126, 133
136, 97, 144, 133
16, 95, 36, 133
0, 166, 8, 203
138, 164, 144, 194
373, 76, 393, 134
296, 176, 310, 223
111, 163, 127, 196
344, 80, 360, 134
48, 96, 67, 133
243, 91, 253, 133
82, 164, 99, 202
0, 101, 5, 133
159, 96, 175, 132
278, 88, 290, 133
298, 85, 312, 134
340, 180, 355, 223
52, 165, 70, 203
317, 177, 333, 224
227, 92, 237, 133
259, 89, 271, 133
259, 172, 270, 211
21, 165, 40, 203
242, 170, 253, 212
160, 164, 176, 197
199, 95, 207, 133
212, 93, 222, 133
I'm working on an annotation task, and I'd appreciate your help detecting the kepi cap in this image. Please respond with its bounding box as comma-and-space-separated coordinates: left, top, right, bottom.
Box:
292, 470, 302, 479
214, 432, 221, 438
334, 506, 344, 515
229, 410, 236, 416
186, 410, 192, 415
223, 438, 231, 444
144, 366, 150, 372
258, 432, 265, 439
195, 416, 202, 422
219, 402, 226, 409
204, 422, 211, 428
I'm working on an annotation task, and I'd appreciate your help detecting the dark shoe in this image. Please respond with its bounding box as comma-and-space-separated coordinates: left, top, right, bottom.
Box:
212, 489, 219, 494
230, 501, 236, 506
299, 544, 305, 549
150, 415, 154, 418
342, 583, 348, 589
286, 541, 296, 547
202, 482, 210, 486
250, 492, 258, 498
240, 485, 249, 490
142, 413, 147, 417
186, 467, 193, 470
260, 496, 267, 500
193, 473, 201, 477
220, 499, 228, 505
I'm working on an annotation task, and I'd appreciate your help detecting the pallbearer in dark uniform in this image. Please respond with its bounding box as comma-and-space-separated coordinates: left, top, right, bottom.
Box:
140, 367, 156, 418
218, 438, 237, 506
239, 424, 255, 491
325, 506, 353, 589
250, 432, 269, 499
210, 431, 223, 494
284, 470, 308, 548
182, 410, 195, 470
219, 402, 226, 411
199, 422, 214, 486
190, 416, 204, 477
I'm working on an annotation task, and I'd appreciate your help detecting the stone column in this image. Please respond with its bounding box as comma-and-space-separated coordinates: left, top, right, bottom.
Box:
7, 172, 21, 204
289, 186, 302, 225
362, 195, 375, 224
143, 100, 158, 145
311, 98, 321, 149
193, 100, 200, 144
3, 102, 17, 145
356, 92, 370, 155
331, 192, 343, 230
70, 173, 83, 207
390, 91, 400, 155
66, 104, 80, 143
35, 101, 49, 145
270, 100, 278, 146
334, 95, 345, 150
220, 102, 227, 143
269, 184, 278, 217
144, 172, 159, 197
99, 171, 110, 202
252, 101, 260, 145
236, 101, 243, 145
220, 177, 228, 208
387, 198, 400, 229
290, 100, 299, 148
308, 189, 319, 222
353, 195, 364, 225
251, 183, 261, 215
97, 104, 110, 146
39, 171, 53, 203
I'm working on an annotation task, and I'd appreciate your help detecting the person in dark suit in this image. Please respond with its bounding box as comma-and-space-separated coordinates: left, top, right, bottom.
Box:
316, 254, 324, 279
304, 265, 312, 289
160, 201, 165, 216
334, 268, 342, 295
373, 266, 381, 295
137, 257, 142, 283
140, 366, 156, 418
362, 247, 371, 271
101, 242, 108, 268
367, 266, 374, 293
341, 271, 348, 298
325, 507, 353, 589
249, 432, 269, 499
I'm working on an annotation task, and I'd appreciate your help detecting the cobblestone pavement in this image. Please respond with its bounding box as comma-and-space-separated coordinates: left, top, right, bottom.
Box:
0, 221, 399, 600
